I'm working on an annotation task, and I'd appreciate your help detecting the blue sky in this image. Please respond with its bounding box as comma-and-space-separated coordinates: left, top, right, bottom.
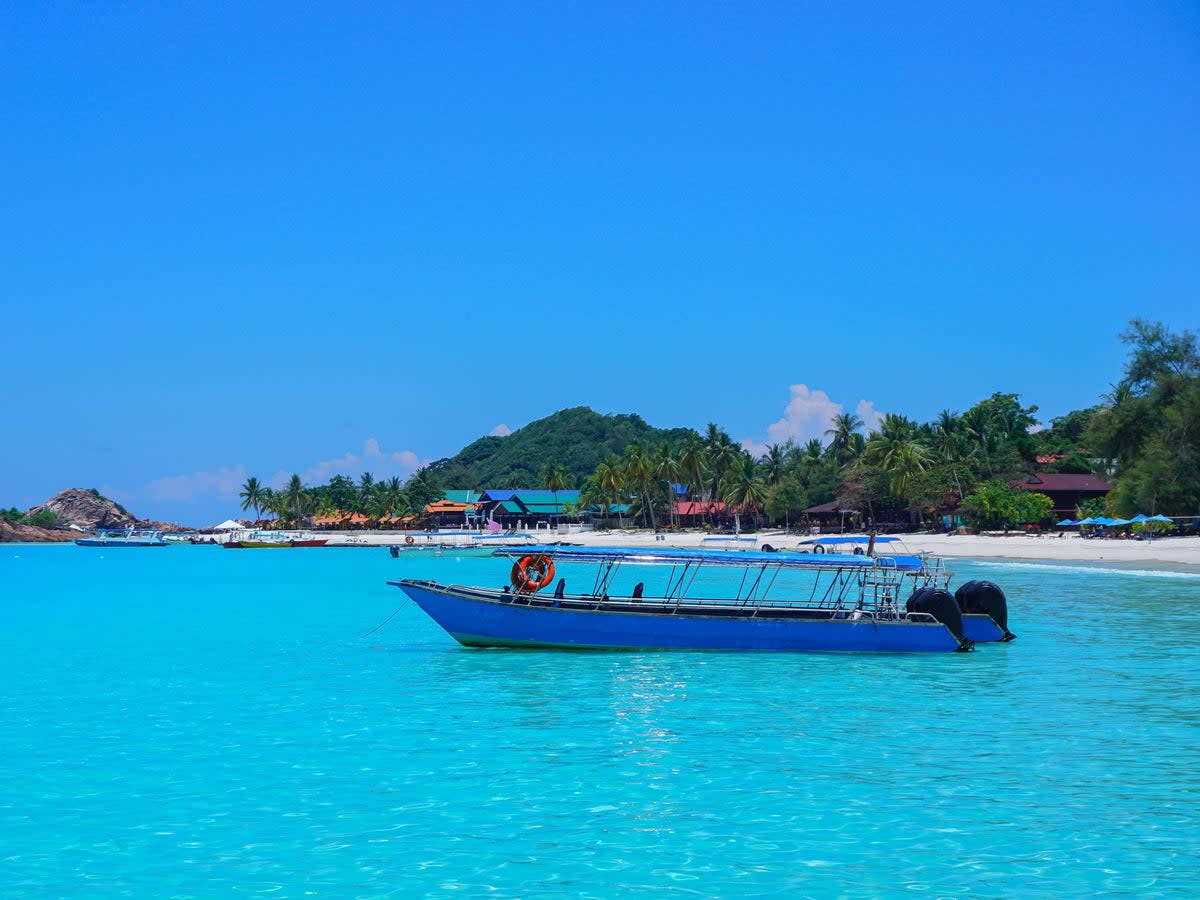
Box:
4, 1, 1198, 524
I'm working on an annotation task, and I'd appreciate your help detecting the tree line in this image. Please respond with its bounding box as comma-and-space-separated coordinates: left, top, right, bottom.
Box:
236, 320, 1198, 531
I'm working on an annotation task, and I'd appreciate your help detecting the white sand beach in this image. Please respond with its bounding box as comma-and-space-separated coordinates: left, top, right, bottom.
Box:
327, 527, 1200, 567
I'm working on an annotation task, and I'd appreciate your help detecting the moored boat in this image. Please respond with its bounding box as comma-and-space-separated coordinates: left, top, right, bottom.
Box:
796, 535, 1014, 642
75, 528, 168, 547
221, 530, 328, 548
389, 545, 1014, 653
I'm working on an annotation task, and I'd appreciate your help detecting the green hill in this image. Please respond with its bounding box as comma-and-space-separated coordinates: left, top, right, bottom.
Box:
429, 407, 697, 489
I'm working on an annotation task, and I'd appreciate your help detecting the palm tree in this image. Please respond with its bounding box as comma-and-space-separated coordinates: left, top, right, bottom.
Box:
357, 472, 376, 514
825, 412, 864, 463
596, 459, 624, 527
621, 444, 657, 529
676, 436, 706, 502
761, 444, 787, 487
284, 474, 307, 524
653, 444, 679, 527
721, 454, 770, 528
865, 435, 931, 503
541, 460, 568, 524
706, 441, 742, 524
239, 476, 266, 522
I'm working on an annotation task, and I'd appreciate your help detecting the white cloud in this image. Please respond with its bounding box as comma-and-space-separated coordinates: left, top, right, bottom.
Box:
284, 439, 426, 485
490, 423, 512, 437
740, 384, 882, 457
148, 439, 427, 503
145, 465, 247, 502
856, 399, 884, 433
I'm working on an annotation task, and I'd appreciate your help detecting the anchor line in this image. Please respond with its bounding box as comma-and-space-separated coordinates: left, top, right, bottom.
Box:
361, 599, 409, 638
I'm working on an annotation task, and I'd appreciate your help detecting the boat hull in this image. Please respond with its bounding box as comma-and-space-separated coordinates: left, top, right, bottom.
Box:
394, 581, 964, 653
226, 539, 329, 548
962, 613, 1005, 642
74, 539, 167, 547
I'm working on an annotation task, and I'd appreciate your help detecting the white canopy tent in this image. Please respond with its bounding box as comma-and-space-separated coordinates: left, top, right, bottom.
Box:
213, 519, 246, 531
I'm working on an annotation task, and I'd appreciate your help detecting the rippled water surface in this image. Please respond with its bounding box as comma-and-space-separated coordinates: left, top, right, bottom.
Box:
2, 545, 1198, 898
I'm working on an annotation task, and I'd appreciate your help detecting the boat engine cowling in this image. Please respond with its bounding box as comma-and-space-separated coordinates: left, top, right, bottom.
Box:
905, 587, 972, 651
955, 580, 1015, 641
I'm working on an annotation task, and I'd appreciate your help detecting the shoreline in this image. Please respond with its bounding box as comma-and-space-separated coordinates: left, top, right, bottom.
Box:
13, 527, 1198, 568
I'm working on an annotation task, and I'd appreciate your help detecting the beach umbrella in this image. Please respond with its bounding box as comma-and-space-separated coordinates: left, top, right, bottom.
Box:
1108, 518, 1131, 526
1076, 517, 1096, 525
1129, 513, 1150, 523
1148, 514, 1173, 523
1056, 519, 1076, 526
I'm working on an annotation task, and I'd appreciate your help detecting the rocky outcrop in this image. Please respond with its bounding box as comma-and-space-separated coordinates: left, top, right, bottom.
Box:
26, 488, 137, 530
0, 520, 79, 543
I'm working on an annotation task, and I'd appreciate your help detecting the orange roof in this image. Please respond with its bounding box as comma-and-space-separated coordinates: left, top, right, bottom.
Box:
424, 501, 478, 513
312, 511, 372, 525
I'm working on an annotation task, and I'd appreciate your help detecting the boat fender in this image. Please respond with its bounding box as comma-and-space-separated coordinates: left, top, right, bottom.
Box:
510, 554, 556, 593
405, 536, 414, 545
955, 580, 1014, 640
761, 543, 777, 553
905, 587, 970, 648
812, 544, 826, 554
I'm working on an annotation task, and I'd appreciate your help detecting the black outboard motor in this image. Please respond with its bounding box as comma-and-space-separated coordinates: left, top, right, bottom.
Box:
906, 587, 973, 651
388, 544, 400, 558
955, 580, 1015, 641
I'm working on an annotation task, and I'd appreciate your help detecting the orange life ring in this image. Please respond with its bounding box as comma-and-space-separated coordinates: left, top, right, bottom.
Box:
510, 554, 555, 593
405, 536, 414, 545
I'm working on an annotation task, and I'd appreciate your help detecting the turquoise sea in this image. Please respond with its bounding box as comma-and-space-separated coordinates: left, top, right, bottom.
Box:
2, 544, 1198, 898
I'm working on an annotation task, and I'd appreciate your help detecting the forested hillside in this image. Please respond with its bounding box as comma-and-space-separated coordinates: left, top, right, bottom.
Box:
428, 407, 697, 489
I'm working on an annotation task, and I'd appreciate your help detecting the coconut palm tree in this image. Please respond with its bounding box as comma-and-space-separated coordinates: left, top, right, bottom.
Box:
706, 441, 742, 524
676, 436, 706, 503
761, 444, 787, 487
721, 454, 770, 528
653, 444, 679, 527
239, 476, 266, 522
284, 474, 307, 524
596, 459, 624, 527
541, 460, 567, 524
825, 412, 864, 463
621, 444, 657, 529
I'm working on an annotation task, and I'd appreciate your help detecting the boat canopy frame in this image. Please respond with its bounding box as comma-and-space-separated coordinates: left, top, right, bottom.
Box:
492, 545, 948, 613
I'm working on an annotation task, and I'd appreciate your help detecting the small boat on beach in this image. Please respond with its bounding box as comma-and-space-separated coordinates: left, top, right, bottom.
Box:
389, 544, 1015, 653
74, 528, 168, 548
221, 530, 328, 548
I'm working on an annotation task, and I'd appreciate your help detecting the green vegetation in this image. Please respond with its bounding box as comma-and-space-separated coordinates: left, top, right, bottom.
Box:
29, 509, 59, 528
1084, 320, 1200, 516
958, 482, 1053, 531
1, 507, 28, 525
232, 320, 1196, 530
429, 407, 694, 489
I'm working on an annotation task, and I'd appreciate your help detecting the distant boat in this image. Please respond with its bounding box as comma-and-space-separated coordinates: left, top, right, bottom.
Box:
221, 530, 328, 548
389, 545, 1014, 653
75, 528, 168, 548
386, 532, 539, 557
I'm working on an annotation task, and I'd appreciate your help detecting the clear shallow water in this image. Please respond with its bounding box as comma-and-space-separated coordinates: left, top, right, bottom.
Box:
1, 545, 1198, 898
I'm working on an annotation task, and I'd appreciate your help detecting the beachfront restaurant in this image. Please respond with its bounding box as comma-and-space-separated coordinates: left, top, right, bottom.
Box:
1011, 473, 1112, 520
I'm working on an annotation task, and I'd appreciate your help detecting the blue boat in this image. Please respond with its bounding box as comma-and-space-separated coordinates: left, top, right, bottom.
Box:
389, 544, 1013, 653
74, 528, 168, 547
794, 535, 1012, 643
